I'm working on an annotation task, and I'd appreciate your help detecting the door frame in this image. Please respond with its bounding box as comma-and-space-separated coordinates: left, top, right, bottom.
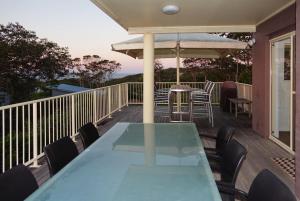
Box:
269, 31, 296, 154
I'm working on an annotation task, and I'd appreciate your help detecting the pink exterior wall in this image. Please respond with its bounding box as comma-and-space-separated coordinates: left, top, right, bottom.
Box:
252, 4, 296, 138
296, 0, 300, 197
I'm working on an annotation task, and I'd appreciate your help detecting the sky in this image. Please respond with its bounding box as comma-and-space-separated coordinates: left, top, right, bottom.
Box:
0, 0, 175, 74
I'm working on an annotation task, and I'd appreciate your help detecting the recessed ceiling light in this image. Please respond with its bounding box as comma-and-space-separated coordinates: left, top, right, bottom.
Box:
162, 5, 180, 15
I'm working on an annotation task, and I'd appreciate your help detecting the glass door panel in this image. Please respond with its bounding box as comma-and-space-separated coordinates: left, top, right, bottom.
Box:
271, 37, 292, 148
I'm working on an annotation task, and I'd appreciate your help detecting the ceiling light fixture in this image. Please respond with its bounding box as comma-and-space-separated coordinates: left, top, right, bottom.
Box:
162, 5, 180, 15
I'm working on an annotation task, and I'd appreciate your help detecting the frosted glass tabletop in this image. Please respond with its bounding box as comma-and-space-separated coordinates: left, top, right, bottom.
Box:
26, 123, 221, 201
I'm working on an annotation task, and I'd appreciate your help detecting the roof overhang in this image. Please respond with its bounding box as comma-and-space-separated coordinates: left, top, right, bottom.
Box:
91, 0, 295, 34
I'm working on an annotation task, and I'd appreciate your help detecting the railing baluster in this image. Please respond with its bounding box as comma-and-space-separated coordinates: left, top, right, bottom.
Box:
2, 110, 5, 172
32, 103, 38, 167
16, 107, 19, 165
28, 104, 31, 161
9, 108, 12, 169
71, 95, 75, 140
108, 86, 112, 118
22, 106, 25, 163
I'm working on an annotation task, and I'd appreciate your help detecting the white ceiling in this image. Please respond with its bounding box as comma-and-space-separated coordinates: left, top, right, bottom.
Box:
91, 0, 294, 33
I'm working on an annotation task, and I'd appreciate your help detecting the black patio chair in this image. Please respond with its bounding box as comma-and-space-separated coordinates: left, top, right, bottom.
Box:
44, 136, 79, 176
215, 139, 247, 187
78, 122, 101, 149
200, 126, 235, 161
218, 169, 297, 201
0, 164, 38, 201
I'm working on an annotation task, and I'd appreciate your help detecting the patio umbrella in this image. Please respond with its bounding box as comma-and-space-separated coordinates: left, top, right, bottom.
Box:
112, 33, 247, 84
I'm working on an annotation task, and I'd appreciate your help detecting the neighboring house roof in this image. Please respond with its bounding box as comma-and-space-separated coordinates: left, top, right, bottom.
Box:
52, 84, 90, 93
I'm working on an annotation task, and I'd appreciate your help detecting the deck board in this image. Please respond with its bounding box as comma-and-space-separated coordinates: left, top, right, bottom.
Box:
30, 105, 295, 194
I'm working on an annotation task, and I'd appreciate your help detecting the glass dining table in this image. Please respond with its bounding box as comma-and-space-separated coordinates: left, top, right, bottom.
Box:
26, 123, 222, 201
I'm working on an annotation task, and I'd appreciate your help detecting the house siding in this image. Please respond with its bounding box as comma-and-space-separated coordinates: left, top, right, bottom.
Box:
296, 0, 300, 197
252, 4, 296, 138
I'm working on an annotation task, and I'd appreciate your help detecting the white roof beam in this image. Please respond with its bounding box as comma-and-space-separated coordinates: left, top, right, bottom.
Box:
128, 25, 256, 34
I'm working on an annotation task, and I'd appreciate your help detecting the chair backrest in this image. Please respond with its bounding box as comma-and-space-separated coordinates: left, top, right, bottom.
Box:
203, 80, 210, 91
248, 169, 297, 201
206, 81, 215, 95
215, 126, 235, 156
0, 164, 38, 201
78, 122, 100, 149
221, 139, 247, 185
44, 136, 79, 176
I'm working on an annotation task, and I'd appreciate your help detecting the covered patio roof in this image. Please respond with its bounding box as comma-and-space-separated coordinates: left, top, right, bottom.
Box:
91, 0, 295, 33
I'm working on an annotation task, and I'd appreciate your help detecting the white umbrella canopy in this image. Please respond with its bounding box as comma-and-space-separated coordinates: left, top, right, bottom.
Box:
112, 33, 247, 59
111, 33, 247, 83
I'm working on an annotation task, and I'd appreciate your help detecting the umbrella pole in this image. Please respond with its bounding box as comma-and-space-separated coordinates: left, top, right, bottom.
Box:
236, 62, 239, 82
176, 43, 181, 115
176, 49, 180, 85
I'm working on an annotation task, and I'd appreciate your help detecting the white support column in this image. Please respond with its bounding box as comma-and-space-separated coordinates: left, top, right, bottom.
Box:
176, 44, 181, 112
143, 33, 155, 123
176, 44, 180, 85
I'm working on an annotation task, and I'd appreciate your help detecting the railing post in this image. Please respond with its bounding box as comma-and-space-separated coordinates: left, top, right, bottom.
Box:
108, 86, 112, 118
93, 90, 97, 123
32, 103, 39, 167
126, 83, 129, 106
118, 84, 122, 111
71, 95, 76, 141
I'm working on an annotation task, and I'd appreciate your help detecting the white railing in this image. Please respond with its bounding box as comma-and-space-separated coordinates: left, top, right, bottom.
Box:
127, 82, 223, 105
236, 82, 253, 112
236, 82, 253, 101
0, 81, 251, 172
0, 83, 128, 172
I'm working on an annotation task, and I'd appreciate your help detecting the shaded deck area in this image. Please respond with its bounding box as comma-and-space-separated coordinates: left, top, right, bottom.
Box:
31, 105, 295, 194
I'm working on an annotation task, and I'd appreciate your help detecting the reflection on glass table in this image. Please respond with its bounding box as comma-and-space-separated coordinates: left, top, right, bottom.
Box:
26, 123, 221, 201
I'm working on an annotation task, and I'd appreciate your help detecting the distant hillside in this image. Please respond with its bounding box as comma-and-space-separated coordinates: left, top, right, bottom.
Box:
54, 66, 251, 89
104, 66, 252, 85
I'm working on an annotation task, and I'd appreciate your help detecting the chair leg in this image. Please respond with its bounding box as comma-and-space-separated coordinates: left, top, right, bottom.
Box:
207, 103, 211, 123
210, 102, 214, 127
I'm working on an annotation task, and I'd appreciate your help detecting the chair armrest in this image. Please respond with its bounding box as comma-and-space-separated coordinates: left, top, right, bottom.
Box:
199, 133, 217, 140
217, 181, 235, 195
217, 182, 248, 201
206, 153, 222, 161
204, 148, 217, 154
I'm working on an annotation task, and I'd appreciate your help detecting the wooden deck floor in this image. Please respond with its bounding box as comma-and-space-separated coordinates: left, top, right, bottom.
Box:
31, 105, 295, 195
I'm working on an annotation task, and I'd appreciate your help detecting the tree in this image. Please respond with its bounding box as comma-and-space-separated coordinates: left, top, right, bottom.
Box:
219, 33, 253, 67
0, 23, 72, 102
183, 33, 253, 82
72, 56, 121, 88
183, 58, 214, 81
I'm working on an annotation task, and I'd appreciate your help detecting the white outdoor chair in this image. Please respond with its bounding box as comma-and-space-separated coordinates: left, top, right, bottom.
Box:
191, 81, 215, 127
154, 87, 170, 115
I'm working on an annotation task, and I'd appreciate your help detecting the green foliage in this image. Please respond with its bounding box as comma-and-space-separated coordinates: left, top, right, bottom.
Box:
182, 33, 253, 83
104, 66, 252, 85
71, 55, 121, 88
0, 23, 72, 103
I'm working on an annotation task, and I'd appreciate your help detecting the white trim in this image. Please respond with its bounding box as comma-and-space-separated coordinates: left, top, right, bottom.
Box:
270, 135, 295, 154
180, 41, 247, 49
256, 0, 296, 26
112, 41, 177, 50
269, 31, 296, 42
128, 26, 256, 34
269, 31, 296, 154
290, 34, 294, 151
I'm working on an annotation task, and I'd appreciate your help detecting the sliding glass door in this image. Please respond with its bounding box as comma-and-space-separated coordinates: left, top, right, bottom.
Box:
270, 33, 295, 153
